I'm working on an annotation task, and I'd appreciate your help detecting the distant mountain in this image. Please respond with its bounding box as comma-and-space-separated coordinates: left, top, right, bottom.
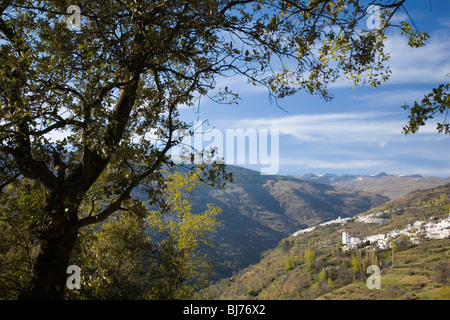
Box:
185, 166, 389, 280
200, 183, 450, 300
295, 172, 450, 199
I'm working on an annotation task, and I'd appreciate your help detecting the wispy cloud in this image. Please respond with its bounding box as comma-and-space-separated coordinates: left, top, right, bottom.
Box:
384, 29, 450, 85
349, 88, 431, 106
230, 112, 410, 145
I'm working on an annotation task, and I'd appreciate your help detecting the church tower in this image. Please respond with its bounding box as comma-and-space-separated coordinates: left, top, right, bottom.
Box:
342, 232, 349, 244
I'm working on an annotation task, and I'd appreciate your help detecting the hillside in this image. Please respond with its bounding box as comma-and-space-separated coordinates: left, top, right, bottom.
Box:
186, 166, 389, 280
295, 173, 450, 199
199, 183, 450, 300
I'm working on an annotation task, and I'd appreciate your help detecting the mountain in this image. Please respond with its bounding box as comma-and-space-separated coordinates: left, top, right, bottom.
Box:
295, 172, 450, 200
200, 183, 450, 300
186, 166, 389, 280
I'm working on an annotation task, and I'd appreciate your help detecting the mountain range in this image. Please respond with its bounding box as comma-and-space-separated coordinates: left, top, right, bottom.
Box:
295, 172, 450, 199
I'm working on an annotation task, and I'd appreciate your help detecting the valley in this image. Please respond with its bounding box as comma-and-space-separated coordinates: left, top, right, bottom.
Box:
198, 178, 450, 300
187, 165, 389, 280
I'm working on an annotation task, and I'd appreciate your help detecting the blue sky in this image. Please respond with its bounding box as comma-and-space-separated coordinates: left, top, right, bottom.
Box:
178, 0, 450, 177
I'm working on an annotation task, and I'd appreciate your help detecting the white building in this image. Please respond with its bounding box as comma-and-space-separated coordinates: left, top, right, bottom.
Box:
365, 234, 386, 244
342, 232, 361, 245
374, 239, 390, 250
342, 231, 349, 244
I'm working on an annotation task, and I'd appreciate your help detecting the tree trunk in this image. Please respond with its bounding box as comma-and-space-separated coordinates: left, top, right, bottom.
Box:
19, 212, 79, 300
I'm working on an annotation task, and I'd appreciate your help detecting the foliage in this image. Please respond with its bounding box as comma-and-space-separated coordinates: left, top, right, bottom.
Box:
417, 193, 450, 213
1, 169, 221, 300
284, 256, 293, 272
0, 0, 425, 217
0, 178, 44, 299
318, 268, 326, 282
68, 169, 221, 300
304, 241, 316, 272
402, 74, 450, 135
69, 210, 154, 300
145, 168, 222, 299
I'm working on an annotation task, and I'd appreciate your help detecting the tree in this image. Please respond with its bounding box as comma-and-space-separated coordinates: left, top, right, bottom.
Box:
402, 73, 450, 135
327, 277, 334, 288
69, 207, 155, 300
144, 168, 222, 299
391, 246, 395, 267
432, 261, 450, 288
304, 241, 315, 271
284, 256, 293, 271
318, 267, 326, 281
351, 254, 360, 282
0, 0, 425, 299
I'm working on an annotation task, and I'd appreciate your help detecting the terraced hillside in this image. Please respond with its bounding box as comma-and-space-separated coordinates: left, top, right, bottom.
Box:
200, 183, 450, 299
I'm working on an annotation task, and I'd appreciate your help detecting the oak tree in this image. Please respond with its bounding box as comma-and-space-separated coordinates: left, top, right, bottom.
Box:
0, 0, 426, 299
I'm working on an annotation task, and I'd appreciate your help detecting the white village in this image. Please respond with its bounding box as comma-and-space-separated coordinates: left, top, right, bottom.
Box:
292, 210, 450, 252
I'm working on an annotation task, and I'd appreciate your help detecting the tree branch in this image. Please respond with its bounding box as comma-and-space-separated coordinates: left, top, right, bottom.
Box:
75, 97, 179, 229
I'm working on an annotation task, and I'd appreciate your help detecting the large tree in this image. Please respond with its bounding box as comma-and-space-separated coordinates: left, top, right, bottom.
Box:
0, 0, 426, 299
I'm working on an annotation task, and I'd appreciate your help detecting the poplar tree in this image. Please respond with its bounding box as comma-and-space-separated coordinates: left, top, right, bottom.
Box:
304, 240, 315, 271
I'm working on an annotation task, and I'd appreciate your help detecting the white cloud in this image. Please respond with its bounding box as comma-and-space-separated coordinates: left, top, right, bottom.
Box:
210, 110, 450, 177
230, 112, 407, 145
384, 30, 450, 85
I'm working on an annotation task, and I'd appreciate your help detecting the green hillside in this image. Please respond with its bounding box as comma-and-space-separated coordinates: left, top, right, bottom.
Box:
199, 183, 450, 300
